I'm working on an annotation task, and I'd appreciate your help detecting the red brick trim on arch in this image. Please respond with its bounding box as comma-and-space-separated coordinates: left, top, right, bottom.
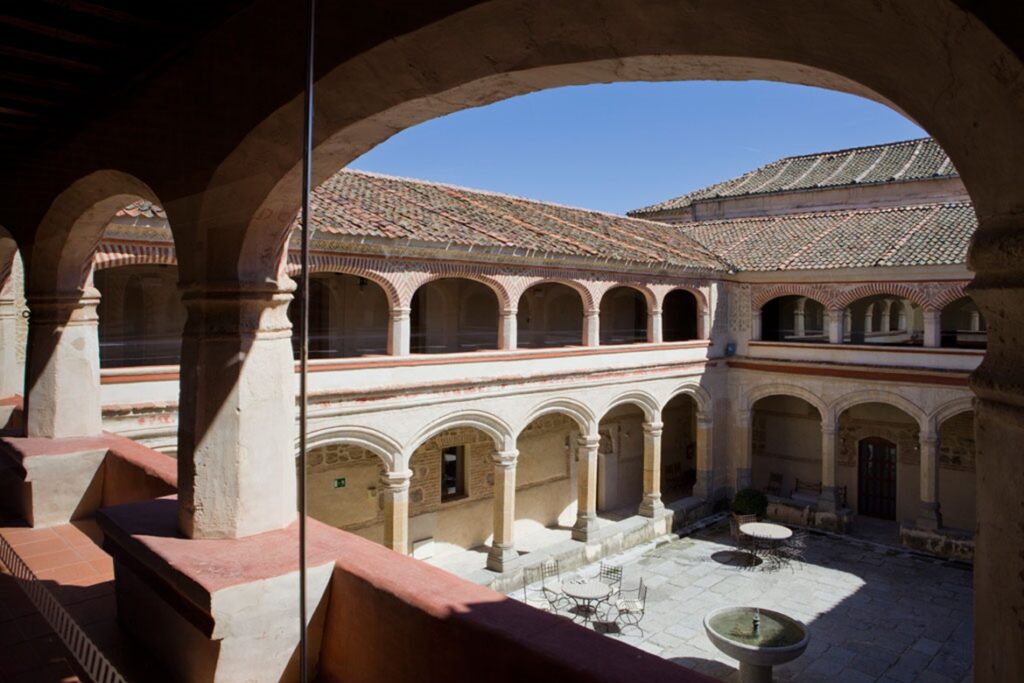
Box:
283, 253, 403, 310
929, 281, 972, 312
750, 284, 837, 310
404, 267, 513, 310
93, 243, 177, 271
833, 282, 930, 309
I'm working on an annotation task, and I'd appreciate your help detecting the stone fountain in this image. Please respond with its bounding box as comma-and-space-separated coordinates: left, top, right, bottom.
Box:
703, 606, 809, 683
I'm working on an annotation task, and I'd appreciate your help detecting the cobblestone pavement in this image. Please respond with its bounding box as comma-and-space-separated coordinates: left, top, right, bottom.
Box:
511, 522, 973, 683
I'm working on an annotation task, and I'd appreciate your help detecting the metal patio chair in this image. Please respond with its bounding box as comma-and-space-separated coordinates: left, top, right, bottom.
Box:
599, 561, 623, 596
612, 579, 648, 636
521, 564, 554, 613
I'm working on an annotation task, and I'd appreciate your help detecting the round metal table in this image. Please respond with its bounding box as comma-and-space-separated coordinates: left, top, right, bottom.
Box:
562, 579, 612, 625
739, 522, 793, 567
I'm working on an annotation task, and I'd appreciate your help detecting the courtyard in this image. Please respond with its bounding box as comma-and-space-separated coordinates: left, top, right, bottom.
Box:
511, 520, 973, 683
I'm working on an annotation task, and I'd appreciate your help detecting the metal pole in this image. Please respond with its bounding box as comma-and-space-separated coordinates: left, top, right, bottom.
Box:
298, 0, 316, 680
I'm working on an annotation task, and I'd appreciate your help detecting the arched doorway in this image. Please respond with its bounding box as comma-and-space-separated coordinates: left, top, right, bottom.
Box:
750, 395, 823, 506
599, 287, 647, 345
305, 442, 387, 545
662, 289, 699, 342
512, 413, 579, 551
660, 393, 698, 503
517, 282, 583, 348
410, 278, 499, 353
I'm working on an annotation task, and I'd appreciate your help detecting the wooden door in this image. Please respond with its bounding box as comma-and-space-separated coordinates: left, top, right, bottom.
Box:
857, 437, 897, 519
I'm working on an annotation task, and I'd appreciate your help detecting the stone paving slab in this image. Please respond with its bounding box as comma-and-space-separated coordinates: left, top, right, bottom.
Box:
510, 521, 973, 683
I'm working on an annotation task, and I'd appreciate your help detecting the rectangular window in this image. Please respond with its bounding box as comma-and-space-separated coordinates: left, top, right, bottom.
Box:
441, 445, 466, 501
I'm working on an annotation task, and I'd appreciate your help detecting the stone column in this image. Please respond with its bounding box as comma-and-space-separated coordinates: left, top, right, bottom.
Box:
498, 307, 517, 351
844, 309, 852, 341
827, 308, 844, 344
639, 420, 664, 516
25, 288, 102, 438
751, 309, 762, 341
380, 469, 411, 553
923, 309, 941, 347
864, 304, 874, 334
648, 307, 663, 344
487, 449, 519, 572
818, 420, 841, 512
734, 409, 752, 490
970, 309, 981, 332
693, 412, 714, 499
583, 308, 600, 347
572, 434, 600, 541
794, 298, 806, 337
388, 306, 410, 356
917, 427, 943, 530
176, 282, 298, 539
0, 296, 19, 397
881, 299, 894, 331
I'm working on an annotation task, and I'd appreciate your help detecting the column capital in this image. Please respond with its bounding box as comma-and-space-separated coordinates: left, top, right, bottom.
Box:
390, 306, 411, 319
379, 469, 413, 490
821, 423, 838, 436
585, 307, 600, 317
643, 421, 664, 436
696, 413, 714, 428
735, 409, 752, 423
26, 287, 101, 325
649, 307, 663, 316
577, 434, 600, 449
492, 449, 518, 468
500, 307, 518, 316
180, 281, 293, 340
920, 434, 939, 448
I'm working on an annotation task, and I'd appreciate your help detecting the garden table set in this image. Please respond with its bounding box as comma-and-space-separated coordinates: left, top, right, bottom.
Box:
521, 560, 648, 634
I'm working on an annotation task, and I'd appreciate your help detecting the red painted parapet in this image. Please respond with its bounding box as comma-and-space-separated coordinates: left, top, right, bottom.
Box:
319, 531, 714, 683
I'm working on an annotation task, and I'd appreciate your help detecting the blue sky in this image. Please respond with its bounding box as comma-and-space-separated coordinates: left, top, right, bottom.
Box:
348, 81, 926, 215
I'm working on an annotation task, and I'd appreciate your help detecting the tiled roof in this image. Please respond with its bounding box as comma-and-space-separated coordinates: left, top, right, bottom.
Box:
675, 201, 975, 271
628, 138, 958, 217
303, 170, 728, 271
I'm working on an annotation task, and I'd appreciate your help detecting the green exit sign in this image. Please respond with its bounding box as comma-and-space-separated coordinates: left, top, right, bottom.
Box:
333, 478, 346, 489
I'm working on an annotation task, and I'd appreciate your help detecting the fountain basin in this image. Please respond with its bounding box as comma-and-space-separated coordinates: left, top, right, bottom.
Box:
703, 606, 809, 681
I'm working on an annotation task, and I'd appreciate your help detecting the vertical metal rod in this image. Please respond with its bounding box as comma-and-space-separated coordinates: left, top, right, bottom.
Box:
298, 0, 316, 681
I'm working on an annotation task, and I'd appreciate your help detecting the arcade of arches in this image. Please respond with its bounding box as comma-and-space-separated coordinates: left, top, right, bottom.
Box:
1, 3, 1022, 682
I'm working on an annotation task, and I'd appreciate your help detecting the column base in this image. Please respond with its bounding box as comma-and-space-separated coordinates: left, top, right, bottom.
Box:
817, 486, 841, 513
98, 498, 335, 683
572, 514, 600, 542
916, 501, 943, 531
638, 495, 665, 518
486, 543, 519, 573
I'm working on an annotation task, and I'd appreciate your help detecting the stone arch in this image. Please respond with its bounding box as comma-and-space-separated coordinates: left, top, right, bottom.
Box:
405, 269, 511, 311
932, 396, 976, 431
598, 282, 657, 312
831, 390, 928, 432
751, 285, 835, 311
834, 283, 929, 311
601, 390, 660, 422
515, 276, 594, 311
286, 253, 402, 311
404, 410, 515, 466
744, 383, 828, 419
304, 425, 402, 472
662, 382, 713, 417
931, 282, 973, 312
29, 170, 163, 294
518, 397, 597, 438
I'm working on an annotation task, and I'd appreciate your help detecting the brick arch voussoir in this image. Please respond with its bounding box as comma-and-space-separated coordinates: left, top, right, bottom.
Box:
406, 267, 512, 310
93, 244, 178, 272
930, 282, 972, 312
835, 283, 929, 310
751, 284, 837, 311
285, 253, 403, 310
513, 275, 595, 311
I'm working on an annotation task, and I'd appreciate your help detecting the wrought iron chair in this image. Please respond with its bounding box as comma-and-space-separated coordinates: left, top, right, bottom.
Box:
612, 579, 648, 635
777, 529, 809, 565
539, 559, 570, 611
764, 471, 784, 496
521, 564, 554, 612
599, 561, 623, 596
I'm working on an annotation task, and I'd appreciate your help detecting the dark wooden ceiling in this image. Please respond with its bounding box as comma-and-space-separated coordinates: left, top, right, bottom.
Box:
0, 1, 254, 160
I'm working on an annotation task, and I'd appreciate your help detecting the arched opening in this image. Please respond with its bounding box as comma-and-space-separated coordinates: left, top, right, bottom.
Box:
407, 426, 498, 563
288, 273, 389, 358
95, 265, 184, 367
596, 403, 646, 518
516, 282, 583, 348
941, 297, 986, 349
751, 395, 823, 507
761, 296, 827, 343
662, 289, 699, 342
845, 294, 922, 346
0, 230, 26, 405
599, 287, 647, 345
512, 413, 579, 551
410, 278, 498, 354
304, 442, 387, 546
837, 402, 920, 541
661, 393, 698, 503
938, 410, 977, 531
